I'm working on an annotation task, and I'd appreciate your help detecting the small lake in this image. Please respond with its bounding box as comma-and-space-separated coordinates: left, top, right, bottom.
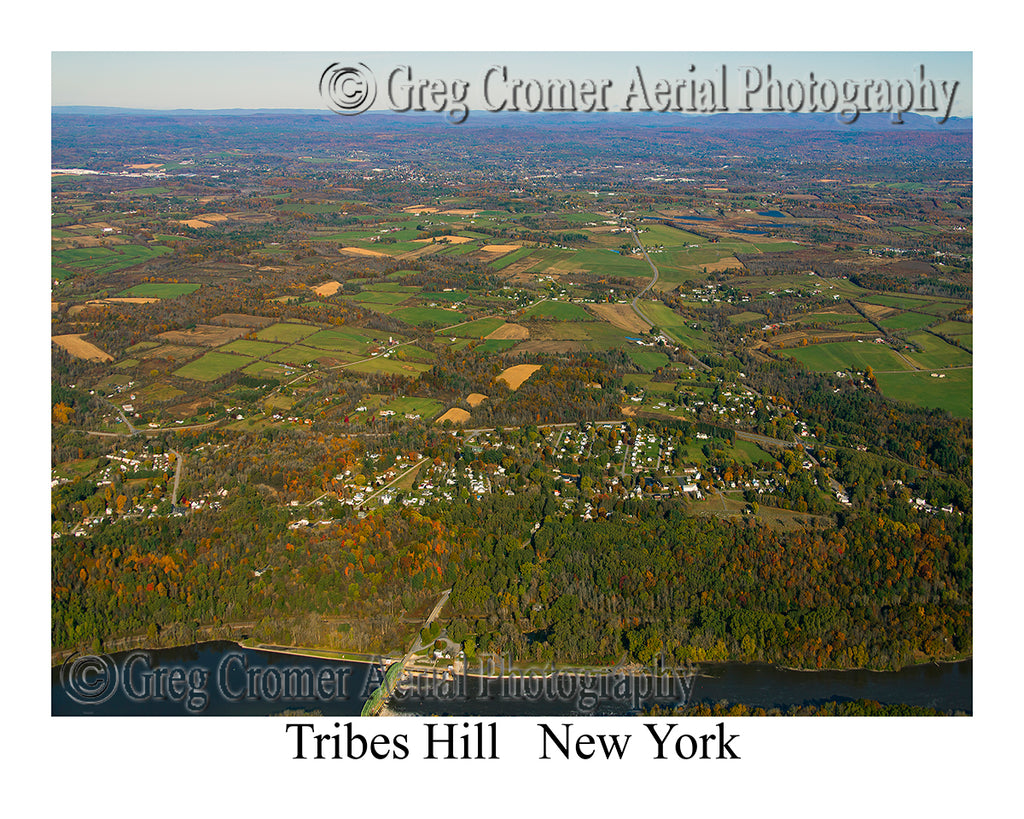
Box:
52, 642, 971, 716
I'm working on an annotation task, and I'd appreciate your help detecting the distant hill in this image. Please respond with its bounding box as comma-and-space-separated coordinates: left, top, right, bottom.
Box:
676, 111, 971, 130
51, 106, 327, 117
51, 106, 971, 131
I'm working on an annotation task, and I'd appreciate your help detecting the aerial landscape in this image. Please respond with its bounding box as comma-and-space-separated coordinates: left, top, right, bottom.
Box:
50, 75, 972, 717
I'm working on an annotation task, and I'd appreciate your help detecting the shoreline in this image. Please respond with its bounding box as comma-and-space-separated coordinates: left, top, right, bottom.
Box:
235, 642, 973, 680
53, 635, 972, 678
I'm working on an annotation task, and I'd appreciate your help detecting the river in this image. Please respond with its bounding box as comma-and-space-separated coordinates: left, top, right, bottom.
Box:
52, 641, 971, 716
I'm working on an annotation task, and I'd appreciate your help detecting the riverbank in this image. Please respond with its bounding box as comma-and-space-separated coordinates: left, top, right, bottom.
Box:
236, 642, 392, 667
53, 631, 972, 679
51, 640, 972, 716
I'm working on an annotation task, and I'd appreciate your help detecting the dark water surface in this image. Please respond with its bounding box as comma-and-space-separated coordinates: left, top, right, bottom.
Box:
53, 642, 971, 716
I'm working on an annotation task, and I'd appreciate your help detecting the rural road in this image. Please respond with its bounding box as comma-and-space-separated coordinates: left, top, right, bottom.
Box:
735, 430, 849, 501
358, 457, 430, 507
170, 449, 184, 507
627, 225, 716, 375
365, 587, 452, 715
629, 227, 659, 326
98, 396, 137, 434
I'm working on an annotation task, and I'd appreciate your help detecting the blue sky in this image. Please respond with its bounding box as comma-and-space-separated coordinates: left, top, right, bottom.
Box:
51, 52, 972, 117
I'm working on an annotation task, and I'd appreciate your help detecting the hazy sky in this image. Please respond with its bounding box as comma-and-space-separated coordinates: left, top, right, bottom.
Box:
51, 52, 972, 117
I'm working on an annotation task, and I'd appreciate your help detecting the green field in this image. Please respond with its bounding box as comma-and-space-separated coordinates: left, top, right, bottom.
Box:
254, 322, 320, 343
393, 345, 437, 363
804, 321, 878, 334
361, 282, 420, 293
345, 358, 432, 377
627, 348, 672, 372
875, 368, 972, 417
916, 301, 966, 317
901, 332, 973, 369
266, 346, 338, 365
861, 294, 936, 310
381, 397, 443, 418
732, 439, 778, 464
125, 340, 160, 354
242, 361, 293, 378
622, 373, 681, 395
786, 341, 913, 373
275, 202, 350, 213
473, 339, 518, 354
304, 327, 385, 354
53, 244, 172, 277
124, 186, 171, 195
219, 339, 285, 357
931, 320, 972, 336
489, 247, 535, 270
560, 249, 651, 277
674, 438, 774, 466
392, 306, 467, 327
118, 281, 200, 299
174, 351, 254, 382
443, 317, 506, 338
134, 383, 186, 403
796, 312, 864, 325
421, 291, 470, 302
639, 223, 707, 246
347, 290, 414, 306
433, 242, 481, 257
878, 311, 938, 332
728, 311, 767, 325
524, 301, 593, 321
641, 302, 712, 352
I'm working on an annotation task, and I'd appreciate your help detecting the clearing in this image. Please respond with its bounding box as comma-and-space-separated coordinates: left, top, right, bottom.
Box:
413, 235, 474, 244
312, 280, 343, 297
157, 325, 249, 347
52, 334, 113, 362
339, 247, 389, 257
587, 303, 651, 334
436, 407, 471, 425
496, 363, 542, 390
485, 322, 530, 340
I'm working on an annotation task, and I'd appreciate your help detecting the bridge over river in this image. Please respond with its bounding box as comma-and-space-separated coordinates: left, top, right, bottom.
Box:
361, 588, 451, 716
